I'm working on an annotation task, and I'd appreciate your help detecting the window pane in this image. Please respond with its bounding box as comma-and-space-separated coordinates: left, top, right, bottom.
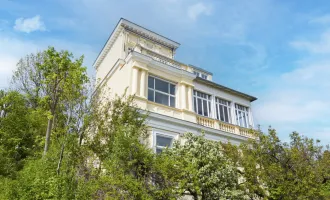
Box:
155, 92, 169, 106
170, 84, 175, 95
148, 89, 154, 101
220, 105, 224, 121
156, 135, 172, 147
156, 148, 163, 154
148, 76, 154, 88
170, 97, 175, 107
224, 107, 229, 123
155, 78, 168, 93
194, 97, 197, 113
203, 100, 208, 116
197, 98, 203, 115
216, 105, 219, 120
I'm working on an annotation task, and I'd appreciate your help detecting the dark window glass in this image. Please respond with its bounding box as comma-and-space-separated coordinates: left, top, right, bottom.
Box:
170, 96, 175, 107
148, 89, 154, 101
224, 108, 229, 122
197, 98, 203, 115
203, 100, 208, 116
156, 135, 172, 147
194, 98, 197, 113
155, 78, 168, 93
148, 76, 154, 88
170, 84, 175, 95
155, 92, 169, 105
156, 148, 163, 154
219, 105, 224, 121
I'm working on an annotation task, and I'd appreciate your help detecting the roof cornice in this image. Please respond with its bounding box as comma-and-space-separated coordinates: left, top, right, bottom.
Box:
93, 18, 180, 69
194, 77, 258, 102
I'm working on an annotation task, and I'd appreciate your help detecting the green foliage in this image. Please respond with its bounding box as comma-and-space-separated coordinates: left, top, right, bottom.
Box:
85, 93, 179, 199
165, 132, 248, 200
0, 90, 46, 177
12, 46, 89, 154
1, 47, 330, 200
236, 129, 330, 200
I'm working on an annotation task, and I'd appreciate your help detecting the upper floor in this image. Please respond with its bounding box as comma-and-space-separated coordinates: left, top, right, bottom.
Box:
94, 18, 257, 139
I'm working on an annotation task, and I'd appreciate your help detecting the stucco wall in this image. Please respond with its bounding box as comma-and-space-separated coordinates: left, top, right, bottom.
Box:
96, 32, 124, 83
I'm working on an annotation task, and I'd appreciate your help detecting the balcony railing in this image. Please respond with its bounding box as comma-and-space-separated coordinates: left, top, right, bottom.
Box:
196, 115, 215, 128
196, 115, 255, 139
142, 48, 184, 70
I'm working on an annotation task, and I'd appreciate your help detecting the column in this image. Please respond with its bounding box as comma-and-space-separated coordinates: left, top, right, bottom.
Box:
187, 86, 193, 111
131, 67, 139, 95
140, 70, 146, 98
248, 107, 254, 128
181, 84, 186, 109
231, 103, 237, 125
211, 95, 217, 119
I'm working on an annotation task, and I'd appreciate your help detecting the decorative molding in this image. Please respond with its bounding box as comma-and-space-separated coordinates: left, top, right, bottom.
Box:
146, 111, 248, 145
126, 51, 195, 80
93, 18, 180, 70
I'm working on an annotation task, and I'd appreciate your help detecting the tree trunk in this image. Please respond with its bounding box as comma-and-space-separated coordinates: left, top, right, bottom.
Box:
57, 143, 65, 175
43, 117, 53, 155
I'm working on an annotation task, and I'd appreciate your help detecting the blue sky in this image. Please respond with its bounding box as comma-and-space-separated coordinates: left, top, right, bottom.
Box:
1, 0, 330, 144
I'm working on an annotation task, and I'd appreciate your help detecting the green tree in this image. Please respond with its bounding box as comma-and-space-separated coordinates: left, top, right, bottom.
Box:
165, 132, 248, 200
12, 47, 89, 155
238, 129, 328, 200
84, 92, 180, 199
0, 90, 46, 177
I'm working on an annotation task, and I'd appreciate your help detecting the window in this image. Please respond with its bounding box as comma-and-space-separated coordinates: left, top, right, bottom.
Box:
193, 90, 212, 117
155, 134, 173, 153
235, 104, 250, 128
193, 71, 208, 80
148, 76, 176, 107
193, 71, 200, 77
215, 98, 231, 123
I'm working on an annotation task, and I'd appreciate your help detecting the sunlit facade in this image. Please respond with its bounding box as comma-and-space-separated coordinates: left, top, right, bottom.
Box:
94, 18, 257, 151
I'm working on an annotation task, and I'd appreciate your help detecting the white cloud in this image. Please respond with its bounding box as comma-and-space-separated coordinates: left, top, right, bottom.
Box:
14, 15, 46, 33
187, 2, 212, 20
290, 29, 330, 54
255, 26, 330, 137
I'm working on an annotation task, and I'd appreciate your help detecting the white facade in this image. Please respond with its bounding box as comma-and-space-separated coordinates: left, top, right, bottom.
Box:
94, 18, 258, 150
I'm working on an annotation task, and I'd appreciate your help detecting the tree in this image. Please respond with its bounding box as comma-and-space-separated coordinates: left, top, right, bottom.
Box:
0, 90, 46, 177
164, 132, 248, 200
12, 47, 89, 155
84, 92, 180, 199
237, 129, 328, 200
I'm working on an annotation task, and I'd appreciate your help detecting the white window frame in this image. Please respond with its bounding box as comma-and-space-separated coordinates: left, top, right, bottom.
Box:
215, 97, 231, 123
148, 75, 176, 107
193, 71, 208, 80
193, 90, 212, 118
153, 131, 177, 153
235, 104, 250, 128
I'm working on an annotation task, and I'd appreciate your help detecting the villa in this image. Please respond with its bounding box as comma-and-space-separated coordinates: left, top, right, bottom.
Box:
94, 18, 257, 151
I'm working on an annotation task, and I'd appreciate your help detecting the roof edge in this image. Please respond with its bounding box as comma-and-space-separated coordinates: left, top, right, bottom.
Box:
188, 64, 213, 75
195, 77, 258, 102
93, 18, 181, 69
